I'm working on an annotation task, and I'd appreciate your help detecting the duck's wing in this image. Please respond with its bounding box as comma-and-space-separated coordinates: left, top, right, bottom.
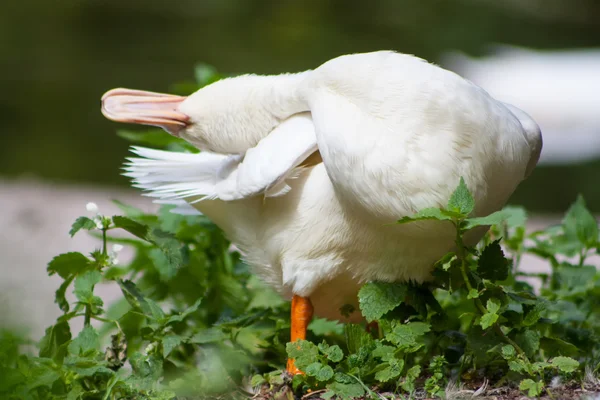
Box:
123, 112, 318, 204
217, 112, 317, 200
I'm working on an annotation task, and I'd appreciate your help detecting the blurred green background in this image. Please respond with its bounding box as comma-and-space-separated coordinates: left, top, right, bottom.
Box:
2, 0, 600, 212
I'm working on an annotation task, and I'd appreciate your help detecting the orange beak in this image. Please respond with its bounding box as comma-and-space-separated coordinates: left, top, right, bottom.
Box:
101, 88, 190, 136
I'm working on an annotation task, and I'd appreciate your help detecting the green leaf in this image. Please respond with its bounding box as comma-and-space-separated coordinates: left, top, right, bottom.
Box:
39, 321, 71, 362
247, 276, 287, 311
66, 356, 114, 377
563, 195, 598, 248
447, 177, 474, 215
325, 382, 365, 400
55, 275, 75, 312
309, 318, 344, 336
539, 337, 579, 358
286, 340, 319, 371
25, 366, 61, 392
117, 279, 147, 310
117, 279, 164, 321
74, 270, 102, 303
47, 252, 90, 279
467, 288, 479, 299
397, 208, 454, 224
316, 365, 335, 382
372, 345, 396, 361
148, 228, 184, 270
69, 216, 97, 237
523, 302, 546, 327
554, 264, 597, 294
501, 345, 516, 359
519, 379, 543, 397
467, 325, 500, 363
507, 359, 528, 373
401, 365, 421, 393
189, 328, 227, 344
344, 324, 374, 354
551, 356, 580, 373
375, 358, 404, 382
166, 298, 203, 325
251, 374, 267, 387
325, 345, 344, 363
112, 216, 150, 240
149, 247, 178, 281
464, 210, 511, 229
385, 322, 430, 351
144, 298, 167, 322
531, 361, 551, 373
480, 299, 500, 329
129, 352, 163, 381
68, 325, 99, 355
478, 240, 509, 281
162, 335, 183, 357
502, 206, 528, 228
515, 329, 540, 359
305, 362, 323, 377
66, 383, 85, 400
358, 282, 408, 321
486, 298, 501, 314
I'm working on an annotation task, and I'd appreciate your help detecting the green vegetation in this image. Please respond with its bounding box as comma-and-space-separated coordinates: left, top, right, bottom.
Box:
2, 68, 599, 400
2, 172, 599, 399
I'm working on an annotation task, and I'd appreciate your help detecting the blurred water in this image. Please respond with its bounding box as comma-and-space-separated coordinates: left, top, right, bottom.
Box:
443, 46, 600, 165
1, 0, 600, 211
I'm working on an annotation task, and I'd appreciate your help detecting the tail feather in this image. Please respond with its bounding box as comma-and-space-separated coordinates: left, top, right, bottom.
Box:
123, 146, 240, 204
123, 146, 266, 246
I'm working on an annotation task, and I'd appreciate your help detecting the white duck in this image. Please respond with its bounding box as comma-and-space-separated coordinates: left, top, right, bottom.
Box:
101, 51, 542, 373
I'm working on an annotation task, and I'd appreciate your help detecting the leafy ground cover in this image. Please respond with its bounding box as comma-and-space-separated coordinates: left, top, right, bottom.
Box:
1, 67, 599, 400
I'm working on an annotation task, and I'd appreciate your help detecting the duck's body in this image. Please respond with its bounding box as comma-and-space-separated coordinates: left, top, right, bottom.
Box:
102, 50, 542, 368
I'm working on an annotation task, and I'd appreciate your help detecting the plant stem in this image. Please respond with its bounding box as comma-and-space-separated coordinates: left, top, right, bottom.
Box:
455, 223, 487, 315
102, 226, 108, 257
578, 249, 587, 267
492, 324, 525, 357
459, 257, 487, 315
84, 305, 91, 326
455, 221, 527, 358
92, 315, 123, 333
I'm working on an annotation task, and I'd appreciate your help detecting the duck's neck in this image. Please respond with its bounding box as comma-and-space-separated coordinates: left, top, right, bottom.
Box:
261, 71, 311, 120
181, 71, 312, 154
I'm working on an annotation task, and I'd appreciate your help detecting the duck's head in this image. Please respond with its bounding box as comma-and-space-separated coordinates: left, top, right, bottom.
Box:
101, 74, 308, 154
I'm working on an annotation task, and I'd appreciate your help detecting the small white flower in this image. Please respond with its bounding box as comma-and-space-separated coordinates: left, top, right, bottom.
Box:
112, 244, 124, 253
86, 202, 99, 213
94, 217, 103, 230
144, 343, 155, 354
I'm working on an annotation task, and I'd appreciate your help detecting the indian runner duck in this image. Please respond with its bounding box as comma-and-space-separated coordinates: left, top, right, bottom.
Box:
100, 50, 542, 373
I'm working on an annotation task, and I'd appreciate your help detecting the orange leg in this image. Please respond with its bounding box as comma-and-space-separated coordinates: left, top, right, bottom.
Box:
286, 295, 314, 375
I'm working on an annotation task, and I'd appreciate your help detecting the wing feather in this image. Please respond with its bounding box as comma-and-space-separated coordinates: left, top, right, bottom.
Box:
123, 112, 319, 208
